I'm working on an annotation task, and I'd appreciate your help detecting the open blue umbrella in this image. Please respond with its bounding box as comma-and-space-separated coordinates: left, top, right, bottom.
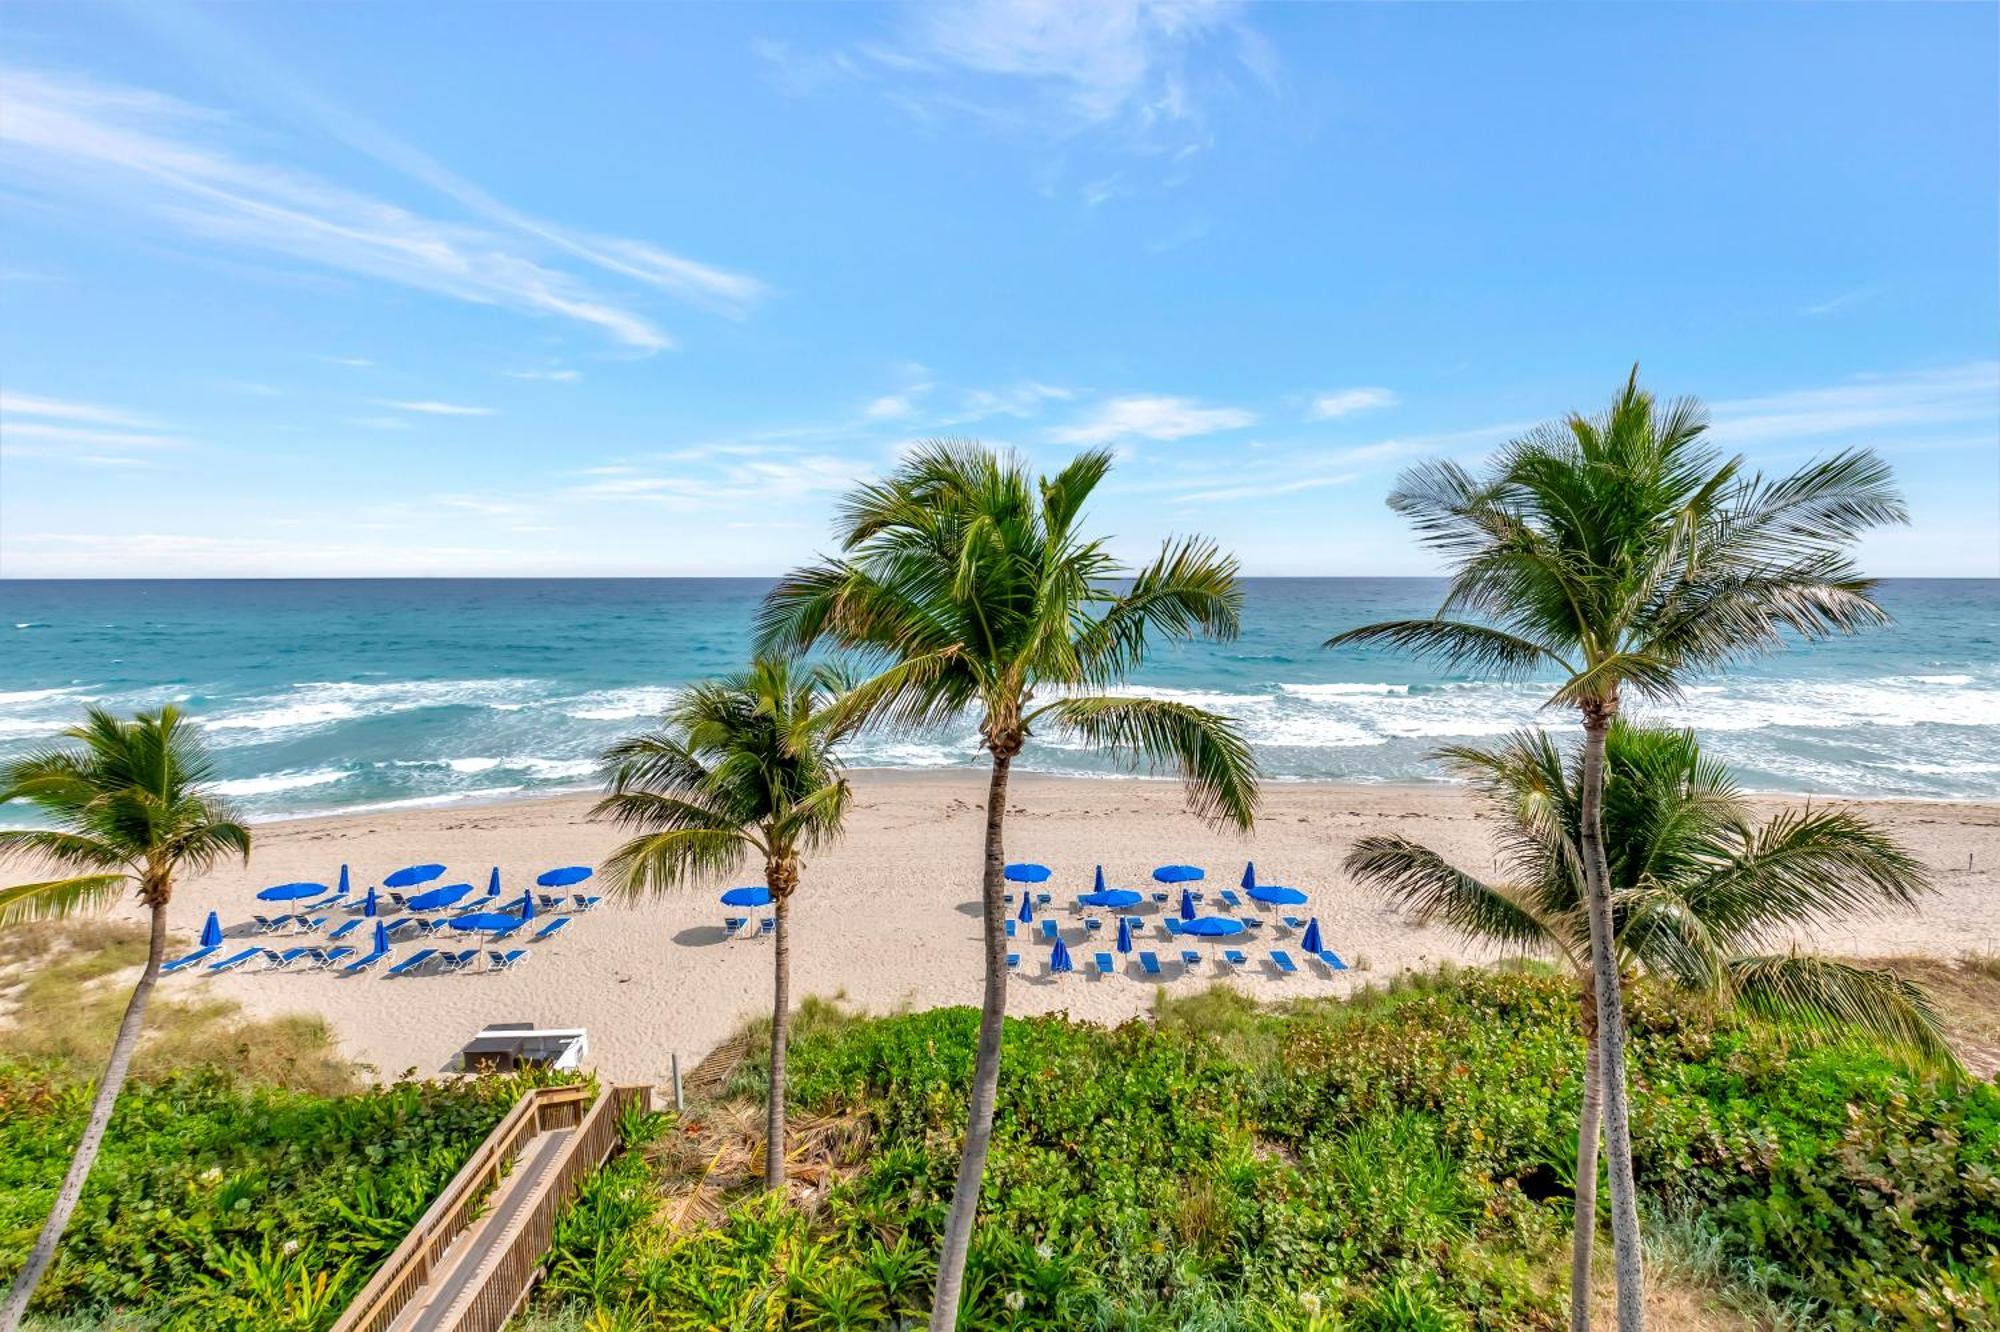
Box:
1017, 893, 1034, 924
1241, 861, 1257, 889
486, 866, 502, 898
1248, 885, 1307, 906
1004, 863, 1051, 883
1079, 889, 1142, 909
1049, 936, 1074, 974
721, 885, 773, 908
450, 912, 524, 933
385, 863, 445, 889
1092, 865, 1107, 894
256, 881, 327, 902
362, 885, 381, 917
1301, 917, 1323, 953
200, 911, 223, 947
538, 865, 592, 888
1116, 915, 1134, 954
516, 890, 537, 921
1153, 864, 1204, 883
1179, 888, 1196, 920
373, 920, 390, 955
1181, 916, 1246, 937
338, 864, 351, 896
405, 882, 472, 912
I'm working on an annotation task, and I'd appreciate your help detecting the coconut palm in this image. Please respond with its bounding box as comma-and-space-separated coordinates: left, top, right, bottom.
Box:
1346, 722, 1955, 1328
0, 706, 251, 1329
1328, 370, 1906, 1330
757, 441, 1259, 1331
593, 657, 853, 1193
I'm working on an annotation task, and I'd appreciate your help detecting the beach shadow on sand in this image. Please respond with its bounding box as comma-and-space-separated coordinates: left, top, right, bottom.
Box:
673, 925, 736, 947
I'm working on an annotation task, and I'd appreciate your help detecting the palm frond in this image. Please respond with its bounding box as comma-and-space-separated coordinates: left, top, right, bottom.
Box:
0, 874, 130, 925
1031, 694, 1258, 828
1326, 618, 1568, 679
1686, 805, 1930, 941
600, 828, 754, 900
1343, 834, 1570, 961
1728, 954, 1961, 1075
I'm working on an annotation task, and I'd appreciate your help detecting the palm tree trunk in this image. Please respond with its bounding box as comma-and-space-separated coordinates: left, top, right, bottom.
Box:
1579, 714, 1646, 1331
1570, 1001, 1603, 1332
928, 751, 1012, 1332
0, 902, 168, 1332
765, 890, 790, 1193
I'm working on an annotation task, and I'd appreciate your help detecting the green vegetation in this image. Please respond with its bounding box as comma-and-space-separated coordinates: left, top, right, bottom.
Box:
759, 440, 1261, 1328
1327, 369, 1908, 1328
596, 657, 857, 1193
524, 969, 1999, 1331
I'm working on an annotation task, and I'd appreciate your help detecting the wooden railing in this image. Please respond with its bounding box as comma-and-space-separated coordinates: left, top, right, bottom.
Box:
330, 1082, 646, 1332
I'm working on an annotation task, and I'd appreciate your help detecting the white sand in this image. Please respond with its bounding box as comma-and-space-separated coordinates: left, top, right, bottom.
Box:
127, 771, 2000, 1086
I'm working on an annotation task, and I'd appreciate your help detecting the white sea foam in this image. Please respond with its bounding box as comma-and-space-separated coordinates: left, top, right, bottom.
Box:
1278, 682, 1412, 698
211, 768, 351, 797
202, 678, 546, 735
561, 686, 680, 721
0, 718, 72, 737
0, 685, 88, 705
278, 785, 529, 819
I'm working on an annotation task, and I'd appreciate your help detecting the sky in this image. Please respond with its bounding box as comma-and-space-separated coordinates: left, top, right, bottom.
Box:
1, 1, 1995, 579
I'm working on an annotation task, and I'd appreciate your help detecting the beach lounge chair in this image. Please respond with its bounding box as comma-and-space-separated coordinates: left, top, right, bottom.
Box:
723, 915, 746, 936
207, 946, 268, 973
1270, 950, 1298, 974
1139, 951, 1163, 977
1219, 890, 1242, 908
573, 894, 601, 912
1006, 952, 1021, 970
387, 892, 409, 910
1317, 950, 1348, 971
532, 916, 570, 942
385, 918, 425, 938
758, 917, 775, 938
267, 947, 312, 970
1151, 891, 1169, 904
1035, 891, 1052, 906
1180, 950, 1202, 969
327, 919, 361, 942
307, 947, 356, 970
344, 949, 389, 975
1283, 915, 1306, 932
1084, 917, 1103, 932
439, 949, 481, 973
163, 945, 218, 974
1092, 952, 1115, 976
251, 914, 292, 934
536, 893, 569, 913
294, 915, 328, 933
388, 948, 438, 977
1004, 919, 1017, 938
1222, 949, 1248, 971
1163, 918, 1184, 936
1039, 919, 1059, 942
487, 949, 528, 971
1241, 916, 1264, 929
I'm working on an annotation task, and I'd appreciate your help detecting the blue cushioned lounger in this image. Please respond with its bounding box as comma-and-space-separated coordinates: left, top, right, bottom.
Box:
1092, 952, 1115, 975
1040, 919, 1059, 942
533, 916, 570, 941
1219, 890, 1242, 908
327, 919, 361, 942
388, 948, 438, 977
1270, 950, 1297, 974
1223, 949, 1247, 969
1318, 950, 1348, 971
163, 945, 218, 974
208, 946, 267, 973
1180, 950, 1202, 968
487, 949, 528, 971
1139, 951, 1162, 976
344, 949, 388, 974
1004, 919, 1016, 938
1006, 952, 1021, 969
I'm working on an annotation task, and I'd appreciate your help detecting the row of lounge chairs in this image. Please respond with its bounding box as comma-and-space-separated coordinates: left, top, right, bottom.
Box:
164, 943, 531, 976
1003, 948, 1348, 977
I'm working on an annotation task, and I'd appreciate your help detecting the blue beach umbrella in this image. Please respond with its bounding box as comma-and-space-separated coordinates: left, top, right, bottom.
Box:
450, 912, 524, 933
384, 863, 445, 889
486, 866, 502, 898
538, 865, 592, 888
1152, 864, 1204, 883
1017, 893, 1034, 924
373, 920, 390, 955
1301, 918, 1323, 954
1049, 936, 1074, 974
1004, 863, 1051, 883
256, 881, 327, 902
338, 864, 351, 896
362, 886, 380, 917
1179, 888, 1196, 920
1080, 889, 1142, 909
516, 890, 537, 921
1248, 885, 1308, 906
1181, 916, 1246, 938
1092, 865, 1107, 894
1241, 861, 1257, 890
405, 882, 472, 912
1116, 916, 1134, 954
199, 911, 223, 947
721, 886, 773, 908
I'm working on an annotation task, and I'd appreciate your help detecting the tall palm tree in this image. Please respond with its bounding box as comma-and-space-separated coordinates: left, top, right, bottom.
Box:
757, 441, 1260, 1331
0, 706, 251, 1330
1346, 723, 1955, 1332
592, 657, 852, 1193
1327, 367, 1906, 1331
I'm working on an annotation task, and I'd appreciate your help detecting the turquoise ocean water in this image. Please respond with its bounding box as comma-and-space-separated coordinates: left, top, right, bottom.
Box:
1, 578, 1996, 821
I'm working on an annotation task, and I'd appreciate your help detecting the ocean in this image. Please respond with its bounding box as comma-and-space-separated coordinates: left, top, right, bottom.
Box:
2, 578, 1996, 820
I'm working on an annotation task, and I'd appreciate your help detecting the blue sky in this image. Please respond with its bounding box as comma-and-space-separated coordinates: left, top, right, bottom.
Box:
2, 1, 1995, 578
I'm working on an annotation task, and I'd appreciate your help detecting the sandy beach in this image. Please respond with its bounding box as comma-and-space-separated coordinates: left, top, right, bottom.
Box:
119, 771, 2000, 1087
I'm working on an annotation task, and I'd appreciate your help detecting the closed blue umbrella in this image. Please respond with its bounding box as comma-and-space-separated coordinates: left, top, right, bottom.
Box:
1153, 864, 1204, 883
256, 881, 327, 902
1181, 916, 1246, 937
1248, 885, 1307, 906
1301, 917, 1323, 954
1116, 915, 1134, 954
450, 912, 524, 933
1079, 889, 1142, 909
1004, 863, 1051, 883
405, 882, 472, 912
1241, 861, 1257, 890
384, 863, 445, 889
1049, 936, 1074, 974
338, 864, 351, 896
721, 886, 773, 907
362, 886, 380, 917
486, 866, 502, 898
1017, 893, 1033, 924
538, 865, 592, 888
1179, 888, 1196, 920
373, 920, 390, 955
199, 911, 223, 947
1092, 865, 1107, 894
517, 890, 537, 921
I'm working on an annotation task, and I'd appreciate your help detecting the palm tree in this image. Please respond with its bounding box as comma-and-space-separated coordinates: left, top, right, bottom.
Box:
592, 657, 853, 1193
1346, 722, 1955, 1332
757, 441, 1260, 1331
0, 706, 251, 1329
1327, 368, 1906, 1331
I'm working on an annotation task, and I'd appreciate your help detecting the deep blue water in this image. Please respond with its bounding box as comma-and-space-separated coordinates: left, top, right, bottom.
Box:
2, 578, 1996, 819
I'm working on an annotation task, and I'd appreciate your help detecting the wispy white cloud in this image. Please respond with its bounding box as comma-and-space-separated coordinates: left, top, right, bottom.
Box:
864, 393, 920, 420
344, 416, 413, 431
383, 400, 498, 417
322, 355, 374, 368
1802, 286, 1880, 317
503, 368, 582, 383
1710, 362, 1998, 446
1, 392, 187, 466
957, 381, 1073, 420
1307, 387, 1398, 421
0, 65, 768, 351
0, 391, 157, 428
1048, 393, 1254, 444
1176, 471, 1359, 503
